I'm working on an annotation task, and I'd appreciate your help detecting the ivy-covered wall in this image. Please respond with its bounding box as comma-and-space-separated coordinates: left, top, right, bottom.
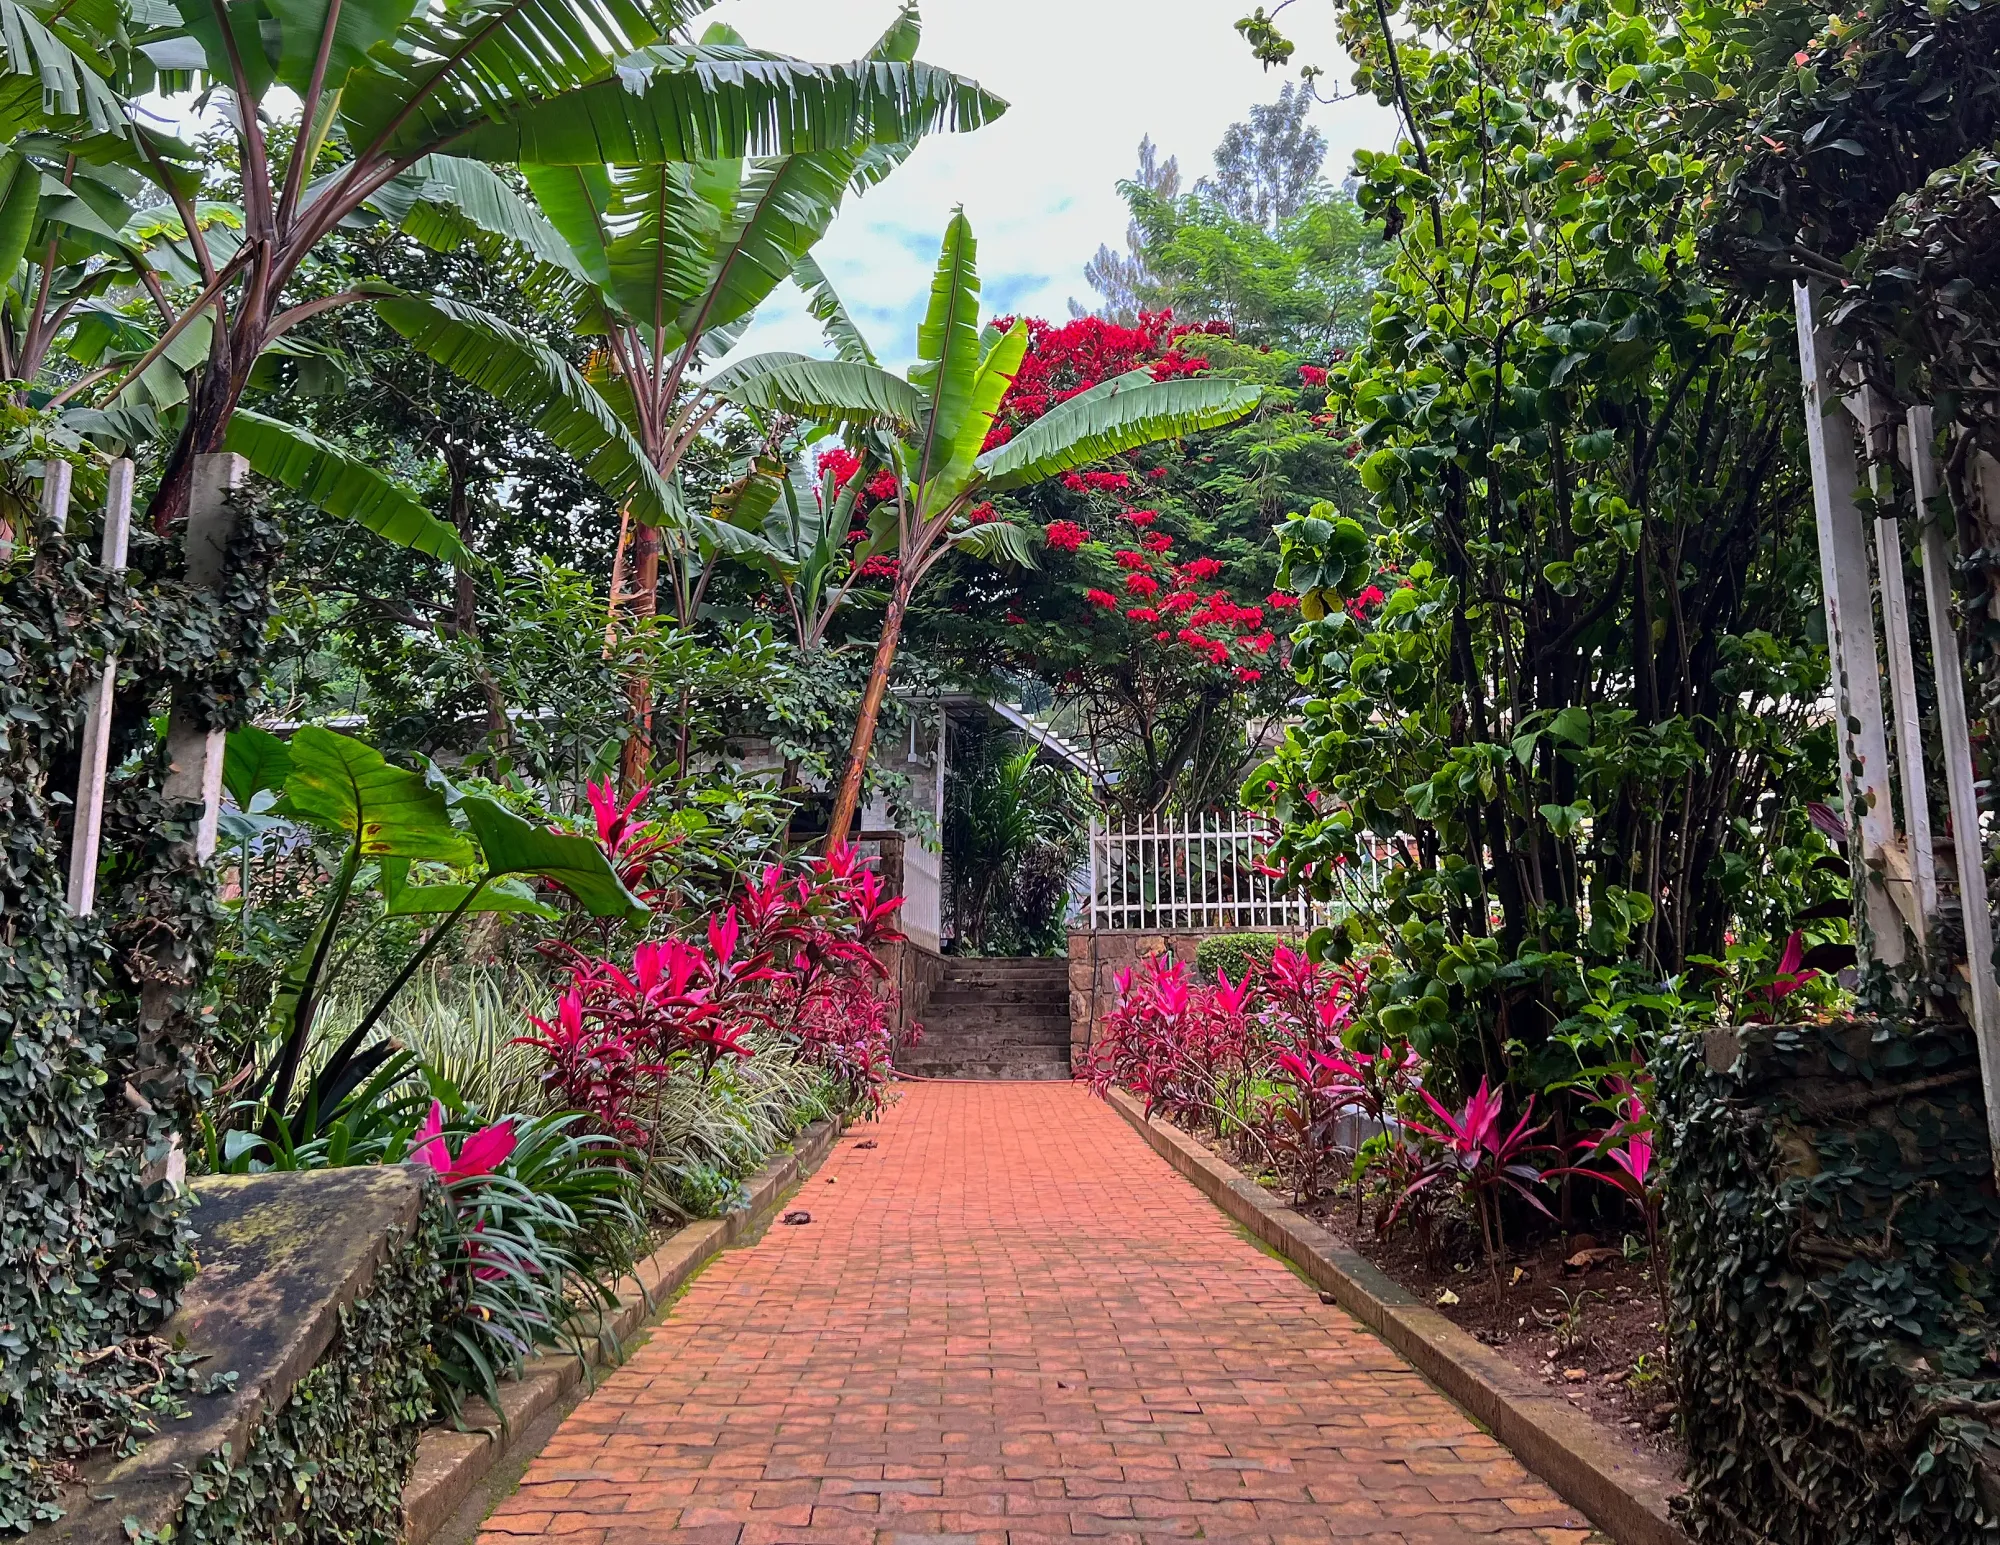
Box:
1662, 1018, 2000, 1543
155, 1183, 459, 1545
0, 459, 282, 1530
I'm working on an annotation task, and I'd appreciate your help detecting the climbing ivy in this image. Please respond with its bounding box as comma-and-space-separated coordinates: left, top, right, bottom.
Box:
0, 425, 284, 1529
1661, 1018, 2000, 1542
158, 1184, 459, 1545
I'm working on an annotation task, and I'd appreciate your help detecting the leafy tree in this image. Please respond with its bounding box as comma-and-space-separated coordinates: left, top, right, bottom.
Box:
943, 725, 1088, 955
726, 209, 1263, 847
914, 312, 1363, 814
1077, 135, 1179, 323
1198, 81, 1327, 228
1242, 0, 1840, 1093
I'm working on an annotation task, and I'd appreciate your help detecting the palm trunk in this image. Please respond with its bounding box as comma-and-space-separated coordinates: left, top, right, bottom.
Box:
619, 521, 661, 796
825, 585, 907, 849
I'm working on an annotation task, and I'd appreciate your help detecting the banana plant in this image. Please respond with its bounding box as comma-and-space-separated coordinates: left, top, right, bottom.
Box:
225, 724, 648, 1151
37, 0, 1001, 544
723, 210, 1267, 846
370, 4, 980, 786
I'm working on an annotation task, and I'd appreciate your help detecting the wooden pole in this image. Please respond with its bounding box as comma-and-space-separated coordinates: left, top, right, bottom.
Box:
67, 459, 135, 914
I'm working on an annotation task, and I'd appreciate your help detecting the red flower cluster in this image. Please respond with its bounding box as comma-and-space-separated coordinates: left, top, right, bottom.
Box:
1044, 519, 1088, 552
816, 448, 861, 494
1140, 531, 1174, 554
1346, 584, 1387, 619
1298, 365, 1328, 388
1085, 588, 1119, 609
1124, 508, 1158, 526
863, 470, 899, 502
989, 310, 1225, 429
1178, 556, 1223, 581
1126, 606, 1160, 622
856, 554, 899, 578
1234, 667, 1262, 683
1125, 573, 1161, 598
1266, 590, 1300, 609
1114, 549, 1151, 570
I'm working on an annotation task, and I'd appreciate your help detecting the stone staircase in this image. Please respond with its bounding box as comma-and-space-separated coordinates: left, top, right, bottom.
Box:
896, 957, 1072, 1081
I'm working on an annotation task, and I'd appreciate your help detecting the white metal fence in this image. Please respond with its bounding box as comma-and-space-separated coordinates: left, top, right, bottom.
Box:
1085, 811, 1384, 932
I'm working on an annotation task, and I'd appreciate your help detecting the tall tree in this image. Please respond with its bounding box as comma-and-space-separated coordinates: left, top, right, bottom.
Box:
1197, 82, 1327, 229
1077, 135, 1179, 323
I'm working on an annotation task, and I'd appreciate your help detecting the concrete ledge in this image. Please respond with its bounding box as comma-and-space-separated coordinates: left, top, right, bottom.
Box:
400, 1115, 844, 1545
1106, 1088, 1689, 1545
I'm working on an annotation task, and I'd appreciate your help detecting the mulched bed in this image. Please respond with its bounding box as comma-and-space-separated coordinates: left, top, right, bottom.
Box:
1182, 1122, 1685, 1465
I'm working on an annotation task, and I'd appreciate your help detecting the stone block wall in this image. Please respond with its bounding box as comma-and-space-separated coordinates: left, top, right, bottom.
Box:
1066, 929, 1303, 1069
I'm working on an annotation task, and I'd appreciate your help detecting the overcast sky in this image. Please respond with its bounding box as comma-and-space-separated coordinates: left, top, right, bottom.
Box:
702, 0, 1397, 366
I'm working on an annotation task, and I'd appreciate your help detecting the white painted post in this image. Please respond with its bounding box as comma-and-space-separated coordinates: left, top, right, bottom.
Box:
1908, 407, 2000, 1157
1795, 284, 1908, 966
161, 453, 248, 862
1854, 391, 1937, 938
67, 459, 135, 915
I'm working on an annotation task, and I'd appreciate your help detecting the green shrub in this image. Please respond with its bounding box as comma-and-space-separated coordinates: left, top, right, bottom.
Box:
1193, 933, 1284, 984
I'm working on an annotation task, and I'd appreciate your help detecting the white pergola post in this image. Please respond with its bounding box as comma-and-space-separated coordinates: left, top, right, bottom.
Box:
160, 453, 248, 862
67, 459, 135, 914
1794, 284, 1908, 964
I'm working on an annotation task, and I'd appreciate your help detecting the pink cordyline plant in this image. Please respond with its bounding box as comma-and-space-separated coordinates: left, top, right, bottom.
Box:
1395, 1078, 1555, 1299
1554, 1075, 1671, 1334
515, 843, 909, 1149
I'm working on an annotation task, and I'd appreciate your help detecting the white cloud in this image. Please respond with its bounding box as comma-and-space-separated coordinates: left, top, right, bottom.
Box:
701, 0, 1396, 368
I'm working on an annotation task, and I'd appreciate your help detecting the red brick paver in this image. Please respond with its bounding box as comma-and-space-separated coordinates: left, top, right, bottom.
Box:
480, 1082, 1597, 1545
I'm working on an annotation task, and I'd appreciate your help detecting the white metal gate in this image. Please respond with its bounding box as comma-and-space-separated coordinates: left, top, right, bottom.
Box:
1085, 811, 1383, 931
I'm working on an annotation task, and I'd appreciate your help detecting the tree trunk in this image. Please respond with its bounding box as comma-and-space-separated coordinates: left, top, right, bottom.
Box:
619, 521, 661, 796
825, 586, 907, 850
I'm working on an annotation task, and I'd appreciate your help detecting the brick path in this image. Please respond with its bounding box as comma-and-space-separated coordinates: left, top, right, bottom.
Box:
481, 1082, 1599, 1545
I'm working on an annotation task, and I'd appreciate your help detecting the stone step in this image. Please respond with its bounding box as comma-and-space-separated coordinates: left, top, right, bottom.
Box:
926, 987, 1069, 1008
897, 1061, 1073, 1082
921, 1010, 1072, 1031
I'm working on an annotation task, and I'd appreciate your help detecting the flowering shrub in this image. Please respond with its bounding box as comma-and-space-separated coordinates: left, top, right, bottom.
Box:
1393, 1079, 1555, 1296
517, 845, 907, 1155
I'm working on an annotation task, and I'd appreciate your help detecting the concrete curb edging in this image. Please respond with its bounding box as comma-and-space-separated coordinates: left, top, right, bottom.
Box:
400, 1116, 844, 1545
1106, 1088, 1690, 1545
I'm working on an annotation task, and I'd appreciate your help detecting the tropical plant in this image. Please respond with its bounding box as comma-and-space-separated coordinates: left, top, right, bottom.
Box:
943, 728, 1088, 955
730, 209, 1264, 845
365, 4, 998, 787
38, 0, 1005, 552
219, 724, 647, 1158
1240, 0, 1839, 1106
1393, 1079, 1555, 1299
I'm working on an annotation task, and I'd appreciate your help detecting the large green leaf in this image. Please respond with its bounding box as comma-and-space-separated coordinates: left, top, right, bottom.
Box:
286, 726, 474, 863
908, 208, 980, 489
936, 316, 1025, 501
0, 150, 39, 284
374, 292, 684, 528
792, 252, 877, 366
460, 795, 648, 924
712, 352, 922, 428
0, 0, 127, 138
378, 858, 559, 919
521, 162, 615, 291
438, 48, 1007, 167
978, 376, 1264, 491
671, 149, 855, 348
375, 156, 589, 283
223, 410, 473, 564
602, 159, 720, 331
223, 725, 293, 808
268, 0, 420, 99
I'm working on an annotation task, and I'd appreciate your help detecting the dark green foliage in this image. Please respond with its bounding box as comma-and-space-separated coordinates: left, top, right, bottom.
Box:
161, 1183, 459, 1545
942, 725, 1088, 955
0, 442, 283, 1531
1191, 932, 1282, 984
1661, 1019, 2000, 1543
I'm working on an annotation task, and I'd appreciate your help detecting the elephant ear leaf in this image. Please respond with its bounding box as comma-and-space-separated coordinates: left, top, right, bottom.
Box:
460, 795, 649, 924
224, 725, 293, 808
379, 857, 559, 919
285, 726, 473, 864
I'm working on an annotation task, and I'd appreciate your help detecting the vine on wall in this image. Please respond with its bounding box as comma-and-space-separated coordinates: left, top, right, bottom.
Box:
0, 432, 282, 1529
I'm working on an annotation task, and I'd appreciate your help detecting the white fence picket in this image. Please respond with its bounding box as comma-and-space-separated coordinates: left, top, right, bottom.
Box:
1085, 810, 1384, 932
